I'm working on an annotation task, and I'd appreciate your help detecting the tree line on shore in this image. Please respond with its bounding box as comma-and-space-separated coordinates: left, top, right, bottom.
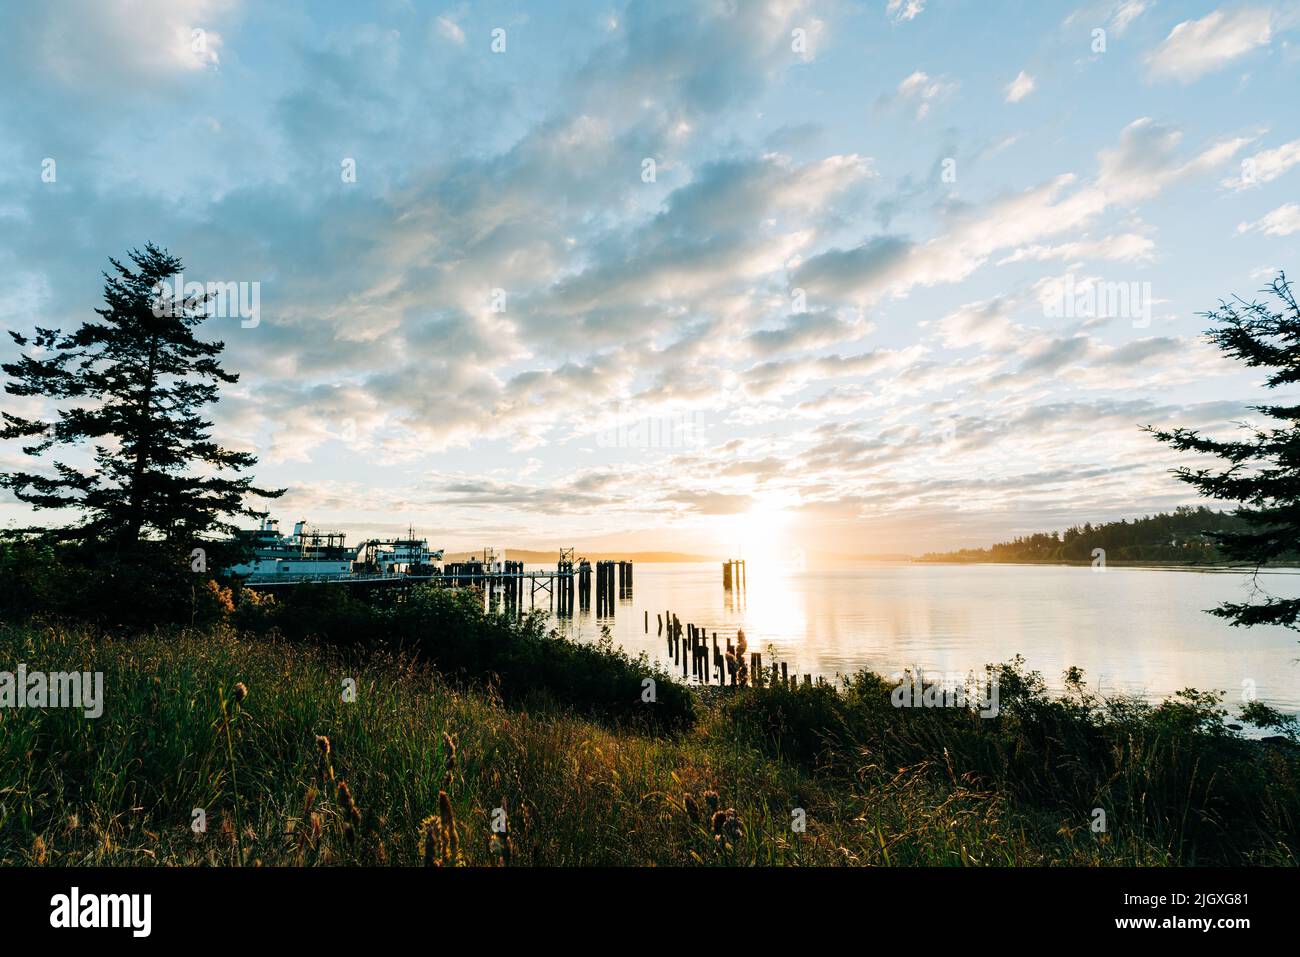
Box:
918, 506, 1291, 565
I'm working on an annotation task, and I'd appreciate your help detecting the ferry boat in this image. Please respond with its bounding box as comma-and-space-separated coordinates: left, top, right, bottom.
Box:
228, 516, 443, 581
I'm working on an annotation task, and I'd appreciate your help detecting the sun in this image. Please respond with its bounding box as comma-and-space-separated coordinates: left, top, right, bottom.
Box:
715, 495, 799, 569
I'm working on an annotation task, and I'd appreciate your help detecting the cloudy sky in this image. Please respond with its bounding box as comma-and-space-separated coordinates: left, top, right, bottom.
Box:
2, 0, 1299, 556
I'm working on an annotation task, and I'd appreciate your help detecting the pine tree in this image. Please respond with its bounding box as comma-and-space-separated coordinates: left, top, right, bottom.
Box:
1146, 273, 1300, 630
1, 244, 282, 558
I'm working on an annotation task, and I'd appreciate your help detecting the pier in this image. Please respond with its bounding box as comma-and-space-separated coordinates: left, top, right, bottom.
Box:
242, 552, 637, 619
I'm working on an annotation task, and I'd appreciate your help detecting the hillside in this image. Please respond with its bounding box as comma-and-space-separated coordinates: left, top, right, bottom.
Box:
918, 506, 1279, 565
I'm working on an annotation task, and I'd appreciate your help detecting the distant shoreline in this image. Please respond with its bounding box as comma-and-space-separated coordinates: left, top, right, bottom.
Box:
913, 558, 1300, 572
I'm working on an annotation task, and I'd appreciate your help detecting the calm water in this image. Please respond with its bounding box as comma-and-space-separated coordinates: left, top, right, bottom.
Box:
524, 561, 1300, 713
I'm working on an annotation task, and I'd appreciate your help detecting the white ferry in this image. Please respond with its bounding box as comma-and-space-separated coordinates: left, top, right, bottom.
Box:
228, 516, 443, 581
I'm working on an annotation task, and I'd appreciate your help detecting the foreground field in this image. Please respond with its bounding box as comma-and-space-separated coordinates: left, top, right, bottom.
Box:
1, 617, 1297, 866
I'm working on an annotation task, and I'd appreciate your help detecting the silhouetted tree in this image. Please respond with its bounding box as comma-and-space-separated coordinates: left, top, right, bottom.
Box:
1, 244, 282, 558
1147, 273, 1300, 630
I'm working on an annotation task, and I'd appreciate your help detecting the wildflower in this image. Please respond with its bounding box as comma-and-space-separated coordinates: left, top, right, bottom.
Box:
711, 807, 744, 849
232, 682, 248, 704
338, 780, 361, 843
315, 735, 335, 788
438, 790, 460, 864
703, 790, 720, 814
418, 794, 463, 866
489, 831, 513, 865
442, 731, 457, 789
684, 793, 701, 824
419, 815, 442, 867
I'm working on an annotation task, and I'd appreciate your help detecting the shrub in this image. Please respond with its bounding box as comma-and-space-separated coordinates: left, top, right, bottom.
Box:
232, 582, 695, 731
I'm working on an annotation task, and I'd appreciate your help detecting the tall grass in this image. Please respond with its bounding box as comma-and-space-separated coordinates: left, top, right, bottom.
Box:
1, 624, 1295, 866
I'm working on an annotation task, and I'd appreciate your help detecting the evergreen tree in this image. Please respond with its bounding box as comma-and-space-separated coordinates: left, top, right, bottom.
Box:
1, 244, 282, 557
1147, 273, 1300, 630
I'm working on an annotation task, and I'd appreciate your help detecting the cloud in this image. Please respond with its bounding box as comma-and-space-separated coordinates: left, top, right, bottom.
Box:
1222, 138, 1300, 190
935, 295, 1025, 349
1146, 8, 1272, 82
1111, 1, 1148, 34
997, 232, 1156, 265
665, 490, 755, 515
741, 348, 923, 398
793, 118, 1244, 305
1237, 203, 1300, 236
886, 0, 926, 22
435, 16, 466, 45
891, 70, 958, 119
1005, 70, 1036, 103
745, 309, 872, 356
1, 0, 1289, 551
25, 0, 232, 89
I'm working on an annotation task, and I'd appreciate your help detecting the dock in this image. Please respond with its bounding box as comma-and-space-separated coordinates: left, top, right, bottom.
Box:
241, 552, 635, 617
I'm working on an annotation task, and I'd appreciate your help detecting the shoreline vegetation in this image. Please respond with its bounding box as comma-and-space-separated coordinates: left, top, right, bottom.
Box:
913, 557, 1300, 571
2, 580, 1297, 867
917, 506, 1300, 567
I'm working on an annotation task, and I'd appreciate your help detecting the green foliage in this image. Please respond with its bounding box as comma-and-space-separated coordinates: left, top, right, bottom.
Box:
1147, 273, 1300, 628
231, 583, 695, 732
2, 625, 1295, 866
722, 657, 1300, 864
919, 505, 1266, 564
0, 533, 234, 628
1, 243, 282, 548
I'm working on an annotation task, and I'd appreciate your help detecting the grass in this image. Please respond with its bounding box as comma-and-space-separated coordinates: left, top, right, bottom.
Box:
3, 618, 1297, 866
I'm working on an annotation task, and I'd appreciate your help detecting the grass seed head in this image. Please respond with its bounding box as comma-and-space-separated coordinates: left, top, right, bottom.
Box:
438, 790, 460, 864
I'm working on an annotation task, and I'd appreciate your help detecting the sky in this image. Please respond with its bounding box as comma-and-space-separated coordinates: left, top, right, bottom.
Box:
1, 0, 1299, 558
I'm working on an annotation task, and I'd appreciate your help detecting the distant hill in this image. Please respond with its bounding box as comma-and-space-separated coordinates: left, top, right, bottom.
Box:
917, 506, 1284, 565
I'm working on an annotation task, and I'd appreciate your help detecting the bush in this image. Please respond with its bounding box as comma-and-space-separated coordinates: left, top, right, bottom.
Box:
722, 657, 1300, 864
233, 582, 695, 732
0, 535, 234, 628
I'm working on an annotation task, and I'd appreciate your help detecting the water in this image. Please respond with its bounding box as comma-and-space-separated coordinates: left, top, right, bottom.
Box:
529, 561, 1300, 714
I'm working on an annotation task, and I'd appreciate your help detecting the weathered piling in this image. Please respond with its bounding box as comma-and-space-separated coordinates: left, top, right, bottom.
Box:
555, 558, 574, 616
722, 559, 746, 592
593, 560, 618, 616
578, 560, 592, 611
